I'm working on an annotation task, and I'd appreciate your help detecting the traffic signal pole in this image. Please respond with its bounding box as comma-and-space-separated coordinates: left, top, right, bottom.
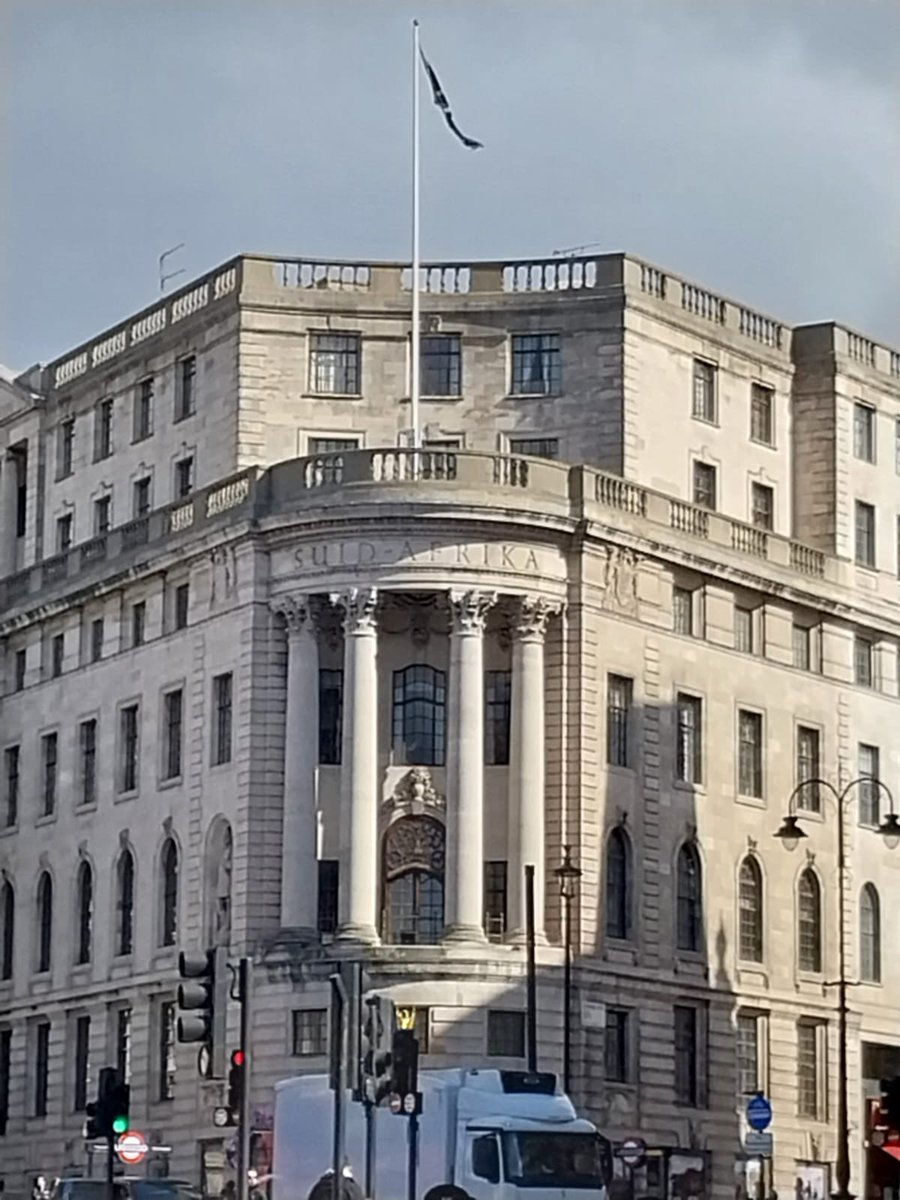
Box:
236, 958, 252, 1200
106, 1131, 115, 1200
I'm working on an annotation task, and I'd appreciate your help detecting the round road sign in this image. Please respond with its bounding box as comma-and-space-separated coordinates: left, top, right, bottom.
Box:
403, 1093, 416, 1114
116, 1131, 149, 1166
746, 1093, 772, 1132
617, 1138, 647, 1168
389, 1094, 402, 1115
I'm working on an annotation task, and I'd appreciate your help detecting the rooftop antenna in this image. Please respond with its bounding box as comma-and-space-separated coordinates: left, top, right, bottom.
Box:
552, 241, 605, 257
159, 243, 186, 294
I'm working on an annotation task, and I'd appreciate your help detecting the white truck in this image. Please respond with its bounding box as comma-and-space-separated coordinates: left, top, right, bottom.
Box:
273, 1068, 612, 1200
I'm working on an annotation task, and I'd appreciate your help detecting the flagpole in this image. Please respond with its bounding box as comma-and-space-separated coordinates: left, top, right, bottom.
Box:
410, 18, 421, 451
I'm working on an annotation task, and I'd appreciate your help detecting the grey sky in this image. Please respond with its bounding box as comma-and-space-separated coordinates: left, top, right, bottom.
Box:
2, 0, 898, 369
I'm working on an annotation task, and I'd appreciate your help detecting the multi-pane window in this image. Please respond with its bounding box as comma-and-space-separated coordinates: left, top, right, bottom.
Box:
793, 623, 812, 671
90, 618, 104, 664
384, 868, 444, 946
291, 1009, 328, 1056
734, 607, 754, 654
676, 843, 703, 952
797, 869, 822, 973
485, 671, 511, 766
174, 583, 190, 631
4, 746, 19, 828
855, 501, 876, 567
41, 732, 58, 817
131, 601, 146, 648
858, 743, 880, 826
318, 669, 343, 765
738, 858, 763, 963
606, 828, 631, 941
160, 839, 179, 947
14, 648, 26, 691
76, 861, 93, 965
36, 872, 52, 973
673, 587, 695, 636
134, 378, 154, 441
93, 495, 111, 535
853, 402, 875, 463
751, 482, 774, 530
860, 883, 881, 983
79, 718, 97, 806
738, 710, 763, 798
212, 673, 233, 766
119, 704, 140, 793
116, 1008, 132, 1084
317, 860, 339, 935
854, 635, 874, 687
692, 462, 717, 510
486, 1010, 525, 1057
750, 384, 774, 445
157, 1001, 176, 1101
797, 1022, 823, 1119
162, 689, 183, 780
421, 334, 462, 396
1, 881, 14, 981
133, 476, 151, 518
176, 356, 197, 421
73, 1014, 90, 1111
174, 456, 194, 499
308, 437, 359, 456
34, 1020, 50, 1117
604, 1008, 631, 1083
606, 674, 632, 767
796, 726, 821, 813
309, 333, 361, 395
736, 1013, 760, 1097
484, 861, 508, 941
0, 1027, 10, 1135
56, 513, 73, 553
674, 1005, 704, 1106
392, 665, 446, 766
116, 850, 135, 957
676, 694, 703, 785
94, 398, 113, 460
511, 333, 561, 396
508, 437, 560, 460
692, 360, 717, 422
57, 418, 75, 480
51, 633, 64, 678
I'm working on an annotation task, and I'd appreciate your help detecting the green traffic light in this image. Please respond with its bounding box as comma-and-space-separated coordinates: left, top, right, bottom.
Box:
112, 1116, 129, 1134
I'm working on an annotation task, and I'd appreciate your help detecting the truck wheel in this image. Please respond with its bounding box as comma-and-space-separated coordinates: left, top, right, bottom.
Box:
424, 1186, 470, 1200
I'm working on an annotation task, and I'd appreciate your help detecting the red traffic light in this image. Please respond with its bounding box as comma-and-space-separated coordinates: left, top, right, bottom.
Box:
231, 1049, 246, 1068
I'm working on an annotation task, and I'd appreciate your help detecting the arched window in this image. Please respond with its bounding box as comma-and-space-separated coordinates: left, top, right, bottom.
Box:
160, 839, 179, 948
1, 880, 14, 980
860, 883, 881, 983
36, 872, 53, 973
392, 665, 446, 766
798, 868, 822, 973
738, 857, 763, 963
116, 850, 135, 957
676, 843, 703, 952
76, 861, 93, 965
605, 828, 632, 941
382, 816, 445, 944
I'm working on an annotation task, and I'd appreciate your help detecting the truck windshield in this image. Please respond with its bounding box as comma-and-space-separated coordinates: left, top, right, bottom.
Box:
502, 1132, 609, 1189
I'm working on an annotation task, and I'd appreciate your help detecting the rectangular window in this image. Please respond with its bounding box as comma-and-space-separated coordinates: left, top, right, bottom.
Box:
212, 672, 233, 766
736, 1013, 760, 1097
797, 1021, 824, 1119
316, 860, 339, 935
157, 1000, 176, 1101
796, 726, 821, 814
163, 689, 184, 780
508, 437, 560, 460
676, 694, 703, 785
174, 583, 190, 631
51, 633, 65, 678
692, 360, 717, 422
606, 674, 632, 768
56, 513, 73, 553
750, 384, 774, 445
4, 746, 19, 828
486, 1010, 525, 1058
737, 710, 763, 798
94, 398, 113, 460
309, 333, 361, 395
14, 648, 26, 692
308, 437, 360, 456
485, 670, 512, 765
174, 456, 194, 499
793, 624, 812, 671
604, 1007, 632, 1083
511, 333, 561, 396
0, 1027, 10, 1136
674, 1004, 706, 1106
292, 1009, 328, 1057
855, 501, 876, 567
116, 1008, 132, 1084
57, 417, 75, 479
692, 462, 717, 510
423, 438, 462, 450
858, 743, 880, 826
119, 704, 140, 793
134, 378, 154, 441
93, 495, 111, 535
90, 618, 104, 664
133, 476, 151, 517
79, 719, 97, 807
421, 334, 462, 397
484, 861, 508, 942
318, 669, 343, 765
73, 1014, 90, 1112
751, 482, 774, 530
854, 635, 874, 687
853, 402, 875, 463
41, 732, 58, 817
34, 1020, 50, 1117
673, 587, 694, 636
176, 356, 197, 421
131, 601, 146, 648
734, 607, 754, 654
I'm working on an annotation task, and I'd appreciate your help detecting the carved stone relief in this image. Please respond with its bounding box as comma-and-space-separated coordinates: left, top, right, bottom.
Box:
512, 596, 561, 641
383, 815, 445, 880
597, 545, 640, 615
382, 767, 446, 820
449, 589, 497, 634
209, 545, 238, 609
270, 593, 311, 635
330, 587, 378, 634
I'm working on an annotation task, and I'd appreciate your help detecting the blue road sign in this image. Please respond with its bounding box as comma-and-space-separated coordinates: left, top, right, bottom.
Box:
746, 1093, 772, 1132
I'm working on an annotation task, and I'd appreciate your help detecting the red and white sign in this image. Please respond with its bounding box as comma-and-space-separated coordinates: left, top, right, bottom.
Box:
116, 1131, 149, 1165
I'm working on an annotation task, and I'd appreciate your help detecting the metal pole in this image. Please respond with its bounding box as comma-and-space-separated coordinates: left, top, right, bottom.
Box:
364, 1100, 377, 1200
834, 792, 852, 1200
563, 887, 572, 1093
407, 1112, 419, 1200
106, 1132, 114, 1200
525, 864, 538, 1072
237, 958, 252, 1200
410, 19, 421, 450
330, 974, 348, 1200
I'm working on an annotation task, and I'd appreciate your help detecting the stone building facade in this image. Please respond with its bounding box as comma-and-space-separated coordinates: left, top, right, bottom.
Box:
1, 253, 900, 1200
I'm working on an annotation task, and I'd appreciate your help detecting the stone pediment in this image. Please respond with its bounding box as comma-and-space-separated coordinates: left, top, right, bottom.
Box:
381, 767, 446, 819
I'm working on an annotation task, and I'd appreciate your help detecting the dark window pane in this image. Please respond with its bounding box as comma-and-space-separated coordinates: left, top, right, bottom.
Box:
319, 670, 343, 765
485, 671, 511, 765
392, 665, 446, 766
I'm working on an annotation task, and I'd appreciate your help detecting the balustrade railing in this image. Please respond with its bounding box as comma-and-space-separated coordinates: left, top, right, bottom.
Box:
670, 500, 710, 539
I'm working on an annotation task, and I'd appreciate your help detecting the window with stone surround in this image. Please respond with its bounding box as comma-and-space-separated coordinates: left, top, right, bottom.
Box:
855, 501, 876, 567
162, 688, 184, 781
317, 860, 339, 935
484, 861, 507, 941
160, 838, 179, 948
292, 1008, 328, 1057
56, 417, 75, 480
692, 461, 716, 510
174, 455, 194, 500
485, 671, 511, 765
90, 618, 104, 664
318, 669, 343, 765
76, 859, 93, 965
751, 482, 774, 530
606, 827, 632, 941
382, 815, 445, 945
115, 848, 135, 957
736, 1011, 763, 1096
797, 1020, 826, 1119
133, 476, 152, 518
508, 437, 559, 460
33, 1019, 50, 1117
174, 583, 190, 631
36, 872, 53, 973
4, 745, 19, 828
692, 360, 717, 423
792, 623, 814, 672
673, 587, 696, 637
73, 1014, 90, 1112
676, 843, 703, 952
116, 1007, 132, 1084
737, 709, 764, 798
309, 333, 361, 395
0, 1027, 10, 1135
797, 869, 822, 973
212, 673, 233, 766
853, 401, 876, 463
487, 1010, 525, 1057
606, 674, 632, 767
50, 633, 64, 678
94, 398, 113, 460
796, 726, 821, 813
734, 607, 755, 654
175, 356, 197, 422
156, 999, 176, 1101
511, 333, 561, 396
860, 883, 881, 983
41, 731, 58, 817
738, 857, 763, 963
392, 665, 446, 767
674, 1003, 707, 1106
750, 384, 774, 445
93, 494, 111, 535
1, 881, 14, 980
131, 601, 146, 648
857, 743, 880, 826
56, 512, 73, 553
604, 1007, 632, 1083
119, 703, 140, 793
134, 377, 154, 442
854, 635, 874, 688
675, 693, 703, 785
421, 334, 461, 397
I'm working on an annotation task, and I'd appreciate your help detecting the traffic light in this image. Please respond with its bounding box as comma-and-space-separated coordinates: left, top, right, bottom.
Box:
85, 1067, 129, 1140
390, 1027, 419, 1100
881, 1077, 900, 1128
228, 1049, 245, 1117
177, 945, 228, 1077
360, 994, 395, 1105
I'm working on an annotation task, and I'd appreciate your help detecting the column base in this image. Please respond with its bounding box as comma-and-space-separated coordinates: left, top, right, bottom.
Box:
274, 925, 320, 946
335, 923, 380, 945
506, 928, 549, 946
442, 923, 488, 944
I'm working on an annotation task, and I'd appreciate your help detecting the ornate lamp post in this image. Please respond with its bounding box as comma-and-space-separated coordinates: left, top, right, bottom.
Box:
555, 845, 583, 1094
774, 777, 900, 1200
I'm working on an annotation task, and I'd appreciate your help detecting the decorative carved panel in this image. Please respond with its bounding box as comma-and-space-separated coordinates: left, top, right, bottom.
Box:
330, 587, 378, 633
596, 545, 641, 616
449, 589, 497, 635
383, 815, 445, 880
382, 767, 446, 819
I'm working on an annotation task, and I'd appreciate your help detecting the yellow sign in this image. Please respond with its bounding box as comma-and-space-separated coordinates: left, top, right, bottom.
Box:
396, 1008, 416, 1031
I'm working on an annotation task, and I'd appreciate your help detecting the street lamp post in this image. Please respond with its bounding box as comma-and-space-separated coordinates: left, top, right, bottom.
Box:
555, 845, 583, 1095
774, 777, 900, 1200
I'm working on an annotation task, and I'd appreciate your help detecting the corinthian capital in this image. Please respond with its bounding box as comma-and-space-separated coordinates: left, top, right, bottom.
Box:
270, 593, 313, 635
449, 589, 497, 634
512, 595, 561, 642
330, 587, 378, 633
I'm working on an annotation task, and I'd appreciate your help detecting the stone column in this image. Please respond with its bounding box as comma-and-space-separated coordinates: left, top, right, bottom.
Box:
507, 596, 557, 942
444, 589, 496, 942
0, 453, 18, 579
271, 594, 320, 937
331, 587, 380, 943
